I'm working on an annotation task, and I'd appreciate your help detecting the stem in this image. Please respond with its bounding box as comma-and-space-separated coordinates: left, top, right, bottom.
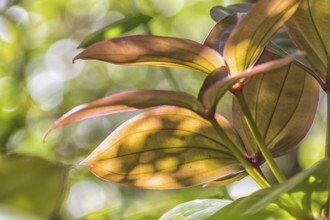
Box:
235, 91, 286, 184
209, 117, 270, 188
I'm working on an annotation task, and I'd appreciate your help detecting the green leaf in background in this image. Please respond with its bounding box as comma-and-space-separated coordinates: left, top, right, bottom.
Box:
73, 35, 226, 74
224, 0, 301, 76
159, 199, 232, 220
232, 50, 319, 157
209, 159, 330, 219
285, 0, 330, 87
0, 155, 67, 219
78, 13, 152, 48
81, 106, 245, 189
45, 90, 204, 139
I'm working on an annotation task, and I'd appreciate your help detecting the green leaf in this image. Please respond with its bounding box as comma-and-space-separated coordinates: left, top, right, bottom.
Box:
200, 52, 299, 112
232, 51, 319, 157
159, 199, 232, 220
0, 155, 67, 218
224, 0, 301, 76
209, 159, 330, 219
285, 0, 330, 86
78, 13, 152, 48
81, 106, 245, 189
44, 90, 204, 140
74, 35, 225, 74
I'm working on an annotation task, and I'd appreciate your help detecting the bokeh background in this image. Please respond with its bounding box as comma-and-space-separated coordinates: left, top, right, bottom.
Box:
0, 0, 326, 219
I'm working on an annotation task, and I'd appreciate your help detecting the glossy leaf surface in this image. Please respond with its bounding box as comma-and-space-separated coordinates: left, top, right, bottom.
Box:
160, 199, 232, 220
74, 35, 225, 73
45, 90, 204, 139
285, 0, 330, 84
200, 52, 299, 112
210, 159, 329, 219
78, 13, 152, 48
224, 0, 301, 76
232, 51, 319, 157
0, 155, 67, 218
81, 106, 245, 189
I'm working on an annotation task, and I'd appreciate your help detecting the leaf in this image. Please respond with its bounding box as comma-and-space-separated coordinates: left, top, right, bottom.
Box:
78, 14, 152, 48
74, 35, 226, 74
209, 4, 253, 22
285, 0, 330, 85
0, 155, 67, 218
204, 13, 246, 55
44, 90, 204, 140
266, 41, 323, 88
200, 51, 299, 112
81, 106, 245, 189
232, 51, 319, 157
205, 171, 246, 187
159, 199, 232, 220
209, 159, 329, 219
224, 0, 301, 76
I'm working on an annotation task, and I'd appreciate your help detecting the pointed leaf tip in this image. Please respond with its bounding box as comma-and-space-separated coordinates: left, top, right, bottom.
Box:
44, 90, 204, 141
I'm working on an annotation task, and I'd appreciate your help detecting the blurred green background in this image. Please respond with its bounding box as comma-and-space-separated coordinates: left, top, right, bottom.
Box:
0, 0, 326, 219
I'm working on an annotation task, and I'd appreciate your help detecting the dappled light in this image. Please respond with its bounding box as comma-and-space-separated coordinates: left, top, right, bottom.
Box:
81, 106, 244, 189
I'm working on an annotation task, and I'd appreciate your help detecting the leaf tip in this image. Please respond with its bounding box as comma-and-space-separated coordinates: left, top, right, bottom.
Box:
72, 52, 82, 64
42, 125, 57, 143
79, 157, 93, 166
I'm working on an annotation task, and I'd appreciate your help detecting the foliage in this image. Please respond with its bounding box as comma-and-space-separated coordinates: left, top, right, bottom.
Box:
1, 0, 330, 219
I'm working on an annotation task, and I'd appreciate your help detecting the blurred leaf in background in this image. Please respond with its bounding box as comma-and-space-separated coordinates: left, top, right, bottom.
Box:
0, 155, 67, 219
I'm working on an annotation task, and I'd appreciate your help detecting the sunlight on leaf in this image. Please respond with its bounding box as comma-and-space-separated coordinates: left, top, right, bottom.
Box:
160, 199, 232, 220
232, 51, 319, 157
44, 90, 204, 140
224, 0, 301, 76
78, 13, 152, 48
74, 35, 226, 73
80, 106, 245, 189
285, 0, 330, 84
